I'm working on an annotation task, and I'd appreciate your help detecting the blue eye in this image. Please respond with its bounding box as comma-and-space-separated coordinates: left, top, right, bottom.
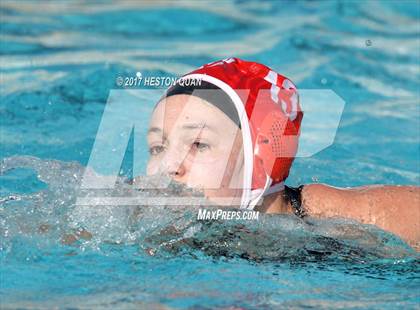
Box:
149, 145, 165, 155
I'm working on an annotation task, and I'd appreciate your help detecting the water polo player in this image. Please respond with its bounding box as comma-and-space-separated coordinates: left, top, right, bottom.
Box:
146, 58, 419, 249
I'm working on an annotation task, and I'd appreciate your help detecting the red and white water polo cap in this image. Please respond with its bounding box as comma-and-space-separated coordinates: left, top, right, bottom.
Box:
176, 57, 303, 210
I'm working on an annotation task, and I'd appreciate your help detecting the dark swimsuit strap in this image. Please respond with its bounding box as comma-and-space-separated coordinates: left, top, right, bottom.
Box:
284, 185, 306, 218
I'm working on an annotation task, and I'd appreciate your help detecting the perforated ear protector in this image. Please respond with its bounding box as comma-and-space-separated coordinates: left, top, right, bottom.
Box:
254, 111, 299, 183
246, 110, 299, 210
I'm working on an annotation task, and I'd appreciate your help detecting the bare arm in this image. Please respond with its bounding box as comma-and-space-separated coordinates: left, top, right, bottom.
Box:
302, 184, 420, 250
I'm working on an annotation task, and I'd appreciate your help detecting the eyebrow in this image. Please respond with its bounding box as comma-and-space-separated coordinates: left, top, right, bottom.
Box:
181, 123, 217, 132
147, 127, 162, 135
147, 123, 217, 135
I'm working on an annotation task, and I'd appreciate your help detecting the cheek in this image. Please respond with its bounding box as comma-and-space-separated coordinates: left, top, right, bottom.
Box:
186, 159, 230, 188
146, 158, 159, 176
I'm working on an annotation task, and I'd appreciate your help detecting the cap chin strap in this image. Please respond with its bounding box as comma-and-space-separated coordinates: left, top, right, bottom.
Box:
242, 175, 285, 210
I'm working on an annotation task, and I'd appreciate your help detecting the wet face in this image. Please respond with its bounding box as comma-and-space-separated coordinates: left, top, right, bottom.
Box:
147, 94, 244, 205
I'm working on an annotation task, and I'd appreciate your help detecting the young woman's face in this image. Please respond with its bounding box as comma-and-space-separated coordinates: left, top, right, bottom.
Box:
147, 94, 244, 205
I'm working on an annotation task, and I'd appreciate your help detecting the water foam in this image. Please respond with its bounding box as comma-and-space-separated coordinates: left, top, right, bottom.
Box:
0, 156, 416, 263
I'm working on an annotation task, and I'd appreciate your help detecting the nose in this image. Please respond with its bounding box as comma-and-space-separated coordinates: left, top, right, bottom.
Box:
160, 148, 187, 179
166, 160, 186, 178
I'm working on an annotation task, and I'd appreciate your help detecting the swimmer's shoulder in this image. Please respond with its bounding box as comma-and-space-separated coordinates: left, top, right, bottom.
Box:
301, 183, 420, 216
302, 183, 419, 205
300, 183, 352, 218
301, 183, 420, 249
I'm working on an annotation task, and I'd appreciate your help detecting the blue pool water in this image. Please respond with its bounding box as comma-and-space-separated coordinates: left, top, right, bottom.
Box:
1, 0, 419, 309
